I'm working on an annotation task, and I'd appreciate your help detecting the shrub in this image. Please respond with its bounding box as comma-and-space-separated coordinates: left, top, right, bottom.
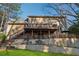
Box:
0, 33, 7, 41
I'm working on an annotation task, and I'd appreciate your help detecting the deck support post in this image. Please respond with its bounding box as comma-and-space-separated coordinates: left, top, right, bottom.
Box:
23, 29, 25, 39
48, 30, 50, 46
40, 30, 41, 39
32, 30, 33, 39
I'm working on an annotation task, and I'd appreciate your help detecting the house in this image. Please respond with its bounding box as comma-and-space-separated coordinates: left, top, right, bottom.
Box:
5, 16, 79, 55
6, 16, 67, 44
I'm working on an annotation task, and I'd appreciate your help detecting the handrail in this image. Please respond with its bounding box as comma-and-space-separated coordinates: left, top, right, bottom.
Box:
25, 23, 58, 29
10, 29, 24, 38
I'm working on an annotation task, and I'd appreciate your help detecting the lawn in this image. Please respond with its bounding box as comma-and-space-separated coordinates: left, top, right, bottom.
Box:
0, 49, 74, 56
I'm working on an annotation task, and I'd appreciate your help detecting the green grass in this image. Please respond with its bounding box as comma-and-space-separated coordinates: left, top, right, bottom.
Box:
0, 49, 74, 56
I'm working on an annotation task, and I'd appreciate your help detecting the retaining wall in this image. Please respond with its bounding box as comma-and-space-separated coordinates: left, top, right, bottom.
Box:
13, 38, 79, 55
14, 44, 79, 55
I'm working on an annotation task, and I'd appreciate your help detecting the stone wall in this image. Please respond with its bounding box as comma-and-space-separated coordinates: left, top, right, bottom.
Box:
14, 38, 79, 48
14, 44, 79, 55
12, 38, 79, 55
26, 45, 79, 55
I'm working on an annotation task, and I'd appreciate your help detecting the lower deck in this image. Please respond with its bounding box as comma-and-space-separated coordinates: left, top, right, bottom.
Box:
13, 29, 58, 39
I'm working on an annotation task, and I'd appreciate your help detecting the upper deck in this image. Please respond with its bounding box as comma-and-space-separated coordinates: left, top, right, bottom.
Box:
25, 16, 66, 30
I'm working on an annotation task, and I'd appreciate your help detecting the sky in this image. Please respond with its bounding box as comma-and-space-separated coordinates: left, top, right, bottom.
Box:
20, 3, 49, 20
20, 3, 76, 24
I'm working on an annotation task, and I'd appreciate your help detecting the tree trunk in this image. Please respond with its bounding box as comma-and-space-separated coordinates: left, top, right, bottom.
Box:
0, 14, 4, 31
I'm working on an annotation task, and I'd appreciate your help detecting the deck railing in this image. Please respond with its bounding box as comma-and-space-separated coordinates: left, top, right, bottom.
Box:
25, 23, 58, 29
52, 33, 79, 38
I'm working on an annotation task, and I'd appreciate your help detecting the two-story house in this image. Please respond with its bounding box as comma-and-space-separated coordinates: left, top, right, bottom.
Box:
6, 16, 67, 45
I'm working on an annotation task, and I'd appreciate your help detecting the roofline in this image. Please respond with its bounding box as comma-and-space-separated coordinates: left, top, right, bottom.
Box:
7, 21, 26, 25
28, 16, 66, 18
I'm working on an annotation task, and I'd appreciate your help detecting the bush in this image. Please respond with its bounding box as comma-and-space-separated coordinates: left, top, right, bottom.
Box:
0, 33, 7, 40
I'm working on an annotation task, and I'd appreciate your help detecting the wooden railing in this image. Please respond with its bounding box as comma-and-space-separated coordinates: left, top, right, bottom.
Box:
52, 33, 79, 38
25, 23, 58, 29
10, 29, 24, 39
9, 26, 24, 39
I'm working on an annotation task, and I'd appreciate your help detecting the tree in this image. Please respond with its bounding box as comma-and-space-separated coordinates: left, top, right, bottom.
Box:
0, 3, 21, 31
68, 12, 79, 34
43, 3, 79, 33
0, 4, 21, 51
